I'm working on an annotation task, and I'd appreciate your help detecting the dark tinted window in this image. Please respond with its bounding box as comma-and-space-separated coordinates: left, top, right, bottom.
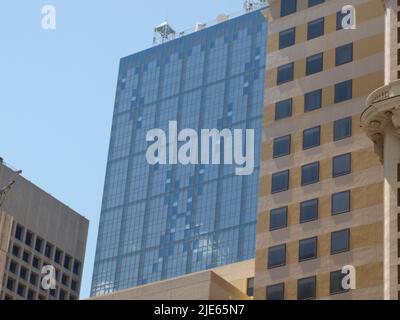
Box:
277, 63, 294, 85
268, 244, 286, 269
279, 28, 296, 49
73, 261, 81, 276
330, 270, 349, 295
273, 135, 291, 158
304, 89, 322, 112
334, 117, 352, 141
303, 126, 320, 149
309, 0, 324, 7
35, 237, 43, 253
302, 162, 320, 186
55, 249, 62, 264
272, 170, 290, 194
299, 237, 318, 261
9, 261, 17, 274
270, 207, 288, 231
332, 191, 351, 215
247, 278, 254, 297
300, 199, 318, 223
15, 225, 23, 240
336, 43, 353, 66
337, 10, 348, 30
308, 18, 324, 40
275, 99, 293, 120
45, 243, 53, 259
298, 277, 316, 300
64, 255, 71, 270
333, 153, 351, 177
25, 231, 33, 247
267, 283, 285, 300
335, 80, 352, 103
281, 0, 297, 17
331, 229, 350, 254
306, 53, 323, 75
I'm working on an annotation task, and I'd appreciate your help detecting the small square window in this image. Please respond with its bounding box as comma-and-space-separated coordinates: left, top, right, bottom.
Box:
304, 89, 322, 112
336, 43, 353, 66
308, 0, 324, 7
17, 284, 26, 297
277, 63, 294, 85
331, 229, 350, 254
35, 237, 43, 253
281, 0, 297, 17
273, 135, 291, 158
303, 126, 320, 150
73, 261, 81, 276
332, 191, 351, 215
298, 276, 317, 300
64, 255, 71, 270
45, 243, 53, 259
275, 99, 293, 120
30, 273, 38, 286
270, 207, 288, 231
9, 261, 17, 274
334, 117, 352, 141
279, 28, 296, 49
268, 244, 286, 269
333, 153, 352, 177
27, 290, 35, 300
71, 280, 78, 292
330, 270, 349, 295
308, 18, 324, 40
22, 251, 30, 263
335, 80, 353, 103
32, 257, 40, 269
306, 53, 323, 75
271, 170, 290, 194
299, 237, 318, 261
302, 162, 320, 186
12, 245, 20, 257
7, 278, 15, 291
55, 249, 62, 264
20, 266, 27, 280
247, 278, 255, 297
300, 199, 318, 223
15, 224, 23, 240
266, 283, 285, 300
25, 231, 33, 247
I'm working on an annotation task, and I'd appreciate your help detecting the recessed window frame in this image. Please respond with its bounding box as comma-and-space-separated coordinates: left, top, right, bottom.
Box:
273, 135, 291, 158
304, 89, 322, 112
336, 43, 353, 66
301, 162, 320, 186
298, 276, 317, 300
266, 283, 285, 300
268, 244, 287, 269
299, 237, 318, 262
271, 170, 290, 194
277, 62, 294, 85
306, 53, 324, 76
279, 27, 296, 49
300, 198, 319, 224
307, 17, 325, 40
334, 80, 353, 104
334, 117, 352, 141
275, 98, 293, 120
303, 126, 321, 150
332, 190, 351, 215
333, 153, 352, 178
270, 207, 288, 231
331, 229, 350, 255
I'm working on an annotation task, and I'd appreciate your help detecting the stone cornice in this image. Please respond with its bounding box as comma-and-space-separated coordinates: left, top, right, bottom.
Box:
361, 80, 400, 161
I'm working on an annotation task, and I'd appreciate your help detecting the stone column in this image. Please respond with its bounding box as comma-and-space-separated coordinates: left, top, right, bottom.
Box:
361, 80, 400, 300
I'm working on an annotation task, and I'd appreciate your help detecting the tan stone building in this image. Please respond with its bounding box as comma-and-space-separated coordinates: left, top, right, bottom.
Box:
255, 0, 388, 300
90, 260, 254, 300
0, 161, 89, 300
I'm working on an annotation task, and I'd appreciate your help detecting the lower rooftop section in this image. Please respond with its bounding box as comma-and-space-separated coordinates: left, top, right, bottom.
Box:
90, 259, 254, 300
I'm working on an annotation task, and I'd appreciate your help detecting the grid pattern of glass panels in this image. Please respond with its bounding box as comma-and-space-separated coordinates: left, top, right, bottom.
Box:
91, 10, 268, 296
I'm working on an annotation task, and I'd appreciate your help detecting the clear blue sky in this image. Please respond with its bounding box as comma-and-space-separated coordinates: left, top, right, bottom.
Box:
0, 0, 246, 299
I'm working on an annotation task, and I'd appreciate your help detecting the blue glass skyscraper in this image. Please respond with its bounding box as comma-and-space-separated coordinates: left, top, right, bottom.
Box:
91, 9, 268, 296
